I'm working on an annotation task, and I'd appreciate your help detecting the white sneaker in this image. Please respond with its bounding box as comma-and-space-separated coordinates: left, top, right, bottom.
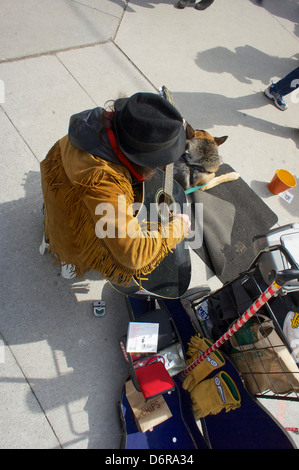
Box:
61, 264, 77, 279
264, 84, 288, 111
39, 234, 49, 255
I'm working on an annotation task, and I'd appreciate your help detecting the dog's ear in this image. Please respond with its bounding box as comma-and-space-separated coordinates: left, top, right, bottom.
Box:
214, 136, 228, 146
185, 122, 195, 140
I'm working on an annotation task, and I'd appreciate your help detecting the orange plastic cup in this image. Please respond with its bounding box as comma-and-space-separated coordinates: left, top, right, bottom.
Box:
268, 169, 297, 195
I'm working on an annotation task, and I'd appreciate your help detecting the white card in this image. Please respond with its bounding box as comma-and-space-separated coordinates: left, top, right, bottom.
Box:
126, 322, 159, 353
279, 191, 294, 204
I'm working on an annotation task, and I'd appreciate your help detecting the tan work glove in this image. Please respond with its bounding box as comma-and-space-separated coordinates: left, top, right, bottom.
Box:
190, 371, 241, 419
182, 334, 225, 392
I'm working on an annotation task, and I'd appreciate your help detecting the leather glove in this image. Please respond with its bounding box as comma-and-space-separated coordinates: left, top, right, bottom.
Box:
182, 334, 225, 392
190, 371, 241, 419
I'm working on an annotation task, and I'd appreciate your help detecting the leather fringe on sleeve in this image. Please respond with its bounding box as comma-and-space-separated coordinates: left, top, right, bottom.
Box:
41, 141, 171, 285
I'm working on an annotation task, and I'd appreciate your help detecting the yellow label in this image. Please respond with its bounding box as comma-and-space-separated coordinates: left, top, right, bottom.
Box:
291, 312, 299, 329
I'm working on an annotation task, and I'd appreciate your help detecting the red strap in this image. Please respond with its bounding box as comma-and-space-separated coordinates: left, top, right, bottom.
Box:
106, 127, 145, 182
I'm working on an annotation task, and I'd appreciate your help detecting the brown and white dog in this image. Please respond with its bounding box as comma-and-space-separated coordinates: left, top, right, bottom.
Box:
173, 123, 239, 191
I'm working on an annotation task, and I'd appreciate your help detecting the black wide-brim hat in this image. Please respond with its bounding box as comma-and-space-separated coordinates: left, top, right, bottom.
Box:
113, 92, 186, 168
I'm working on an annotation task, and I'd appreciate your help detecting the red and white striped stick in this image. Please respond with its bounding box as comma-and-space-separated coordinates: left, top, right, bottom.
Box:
181, 280, 282, 378
285, 427, 299, 434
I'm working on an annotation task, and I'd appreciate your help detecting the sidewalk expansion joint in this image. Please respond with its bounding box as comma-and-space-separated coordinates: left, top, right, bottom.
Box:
0, 331, 63, 448
70, 0, 122, 19
111, 40, 158, 93
0, 40, 112, 65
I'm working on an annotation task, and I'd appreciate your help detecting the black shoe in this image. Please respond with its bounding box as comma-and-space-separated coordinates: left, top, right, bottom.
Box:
177, 0, 195, 9
194, 0, 214, 10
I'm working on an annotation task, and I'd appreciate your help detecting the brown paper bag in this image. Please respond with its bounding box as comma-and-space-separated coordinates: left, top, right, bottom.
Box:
125, 380, 172, 433
230, 316, 299, 395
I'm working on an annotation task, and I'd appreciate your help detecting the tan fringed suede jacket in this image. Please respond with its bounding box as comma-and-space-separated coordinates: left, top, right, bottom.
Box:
40, 134, 186, 285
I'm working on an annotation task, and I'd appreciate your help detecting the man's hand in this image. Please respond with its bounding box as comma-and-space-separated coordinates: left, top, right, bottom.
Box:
173, 213, 191, 235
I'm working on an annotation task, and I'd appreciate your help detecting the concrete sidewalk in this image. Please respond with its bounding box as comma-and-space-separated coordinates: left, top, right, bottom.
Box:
0, 0, 298, 449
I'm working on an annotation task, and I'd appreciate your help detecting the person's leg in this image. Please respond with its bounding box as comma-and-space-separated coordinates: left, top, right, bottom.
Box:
264, 67, 299, 111
273, 67, 299, 97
